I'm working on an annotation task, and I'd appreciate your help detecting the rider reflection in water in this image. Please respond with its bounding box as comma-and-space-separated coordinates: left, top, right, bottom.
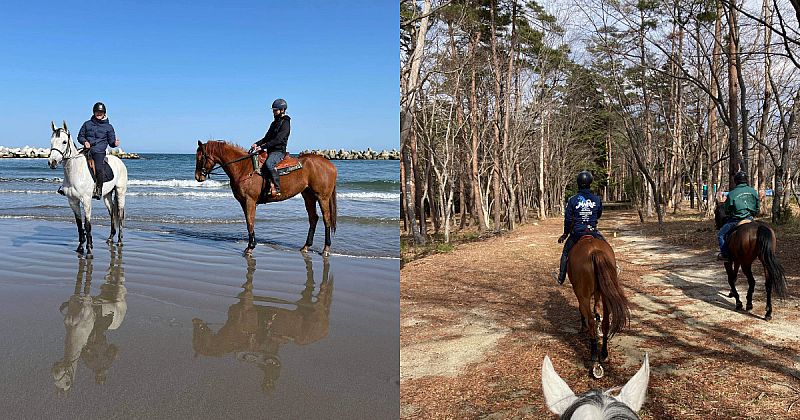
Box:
554, 171, 605, 285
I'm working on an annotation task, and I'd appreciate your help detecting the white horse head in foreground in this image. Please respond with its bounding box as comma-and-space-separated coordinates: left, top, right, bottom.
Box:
48, 121, 128, 255
542, 354, 649, 419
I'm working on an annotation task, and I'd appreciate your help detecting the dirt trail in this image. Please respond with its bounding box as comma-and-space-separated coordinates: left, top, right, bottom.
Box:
401, 211, 800, 419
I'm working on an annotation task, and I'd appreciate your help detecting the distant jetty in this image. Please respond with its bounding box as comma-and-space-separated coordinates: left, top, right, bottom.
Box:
0, 146, 140, 159
299, 148, 399, 160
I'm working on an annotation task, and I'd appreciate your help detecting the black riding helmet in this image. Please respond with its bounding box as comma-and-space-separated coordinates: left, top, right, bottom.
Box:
271, 98, 287, 111
734, 171, 748, 185
577, 171, 593, 189
93, 102, 106, 114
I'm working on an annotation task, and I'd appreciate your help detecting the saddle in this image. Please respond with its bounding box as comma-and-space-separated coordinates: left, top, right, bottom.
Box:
257, 152, 303, 176
84, 152, 114, 183
725, 219, 754, 241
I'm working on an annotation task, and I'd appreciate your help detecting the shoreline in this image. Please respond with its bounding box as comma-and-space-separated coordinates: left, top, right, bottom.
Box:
0, 146, 140, 159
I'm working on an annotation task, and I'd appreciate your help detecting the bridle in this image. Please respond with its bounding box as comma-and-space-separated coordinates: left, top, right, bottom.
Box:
49, 129, 81, 163
198, 142, 257, 177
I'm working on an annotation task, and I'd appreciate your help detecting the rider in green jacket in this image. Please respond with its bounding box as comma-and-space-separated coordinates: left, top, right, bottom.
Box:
717, 171, 759, 261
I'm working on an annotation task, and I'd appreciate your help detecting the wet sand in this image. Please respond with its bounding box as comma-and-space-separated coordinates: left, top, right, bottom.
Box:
0, 219, 399, 418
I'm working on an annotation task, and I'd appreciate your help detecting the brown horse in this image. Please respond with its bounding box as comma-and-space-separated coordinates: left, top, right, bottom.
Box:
194, 141, 338, 256
715, 204, 787, 320
566, 235, 630, 379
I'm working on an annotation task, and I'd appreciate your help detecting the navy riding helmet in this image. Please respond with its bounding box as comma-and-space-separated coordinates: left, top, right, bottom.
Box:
734, 171, 748, 185
577, 171, 593, 189
93, 102, 106, 114
271, 98, 287, 111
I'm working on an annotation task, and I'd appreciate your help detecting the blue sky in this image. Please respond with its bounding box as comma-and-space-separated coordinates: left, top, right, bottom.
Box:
0, 1, 398, 153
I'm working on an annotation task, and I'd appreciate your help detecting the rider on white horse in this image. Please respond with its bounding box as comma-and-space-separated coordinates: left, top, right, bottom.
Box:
58, 102, 119, 199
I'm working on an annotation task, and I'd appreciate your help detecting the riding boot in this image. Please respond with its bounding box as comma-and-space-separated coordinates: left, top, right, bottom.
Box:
92, 178, 102, 200
557, 253, 568, 285
268, 165, 281, 197
57, 186, 65, 196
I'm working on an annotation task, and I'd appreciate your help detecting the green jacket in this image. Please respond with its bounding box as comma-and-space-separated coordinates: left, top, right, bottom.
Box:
725, 184, 759, 220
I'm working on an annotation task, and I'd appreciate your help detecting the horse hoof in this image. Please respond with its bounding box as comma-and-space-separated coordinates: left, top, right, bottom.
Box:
765, 314, 772, 321
600, 351, 609, 362
322, 251, 330, 258
735, 302, 743, 311
243, 248, 253, 256
106, 238, 113, 245
728, 292, 736, 298
300, 246, 309, 253
591, 363, 604, 379
746, 303, 753, 311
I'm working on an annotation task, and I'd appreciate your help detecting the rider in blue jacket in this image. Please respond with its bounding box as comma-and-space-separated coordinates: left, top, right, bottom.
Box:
57, 102, 119, 198
554, 171, 605, 285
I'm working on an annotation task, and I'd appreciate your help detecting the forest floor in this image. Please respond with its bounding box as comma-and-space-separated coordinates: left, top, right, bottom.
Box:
400, 209, 800, 419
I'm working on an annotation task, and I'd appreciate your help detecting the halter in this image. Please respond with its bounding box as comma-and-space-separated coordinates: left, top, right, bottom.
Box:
198, 143, 256, 177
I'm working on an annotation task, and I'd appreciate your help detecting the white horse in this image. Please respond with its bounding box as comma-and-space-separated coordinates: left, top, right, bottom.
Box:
48, 121, 128, 254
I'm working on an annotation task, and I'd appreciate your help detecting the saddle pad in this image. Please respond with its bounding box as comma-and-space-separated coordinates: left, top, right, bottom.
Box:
736, 219, 752, 227
87, 157, 115, 183
258, 152, 303, 176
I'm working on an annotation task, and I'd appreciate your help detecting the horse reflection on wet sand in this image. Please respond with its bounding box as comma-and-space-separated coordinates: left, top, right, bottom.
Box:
52, 246, 127, 393
192, 255, 333, 393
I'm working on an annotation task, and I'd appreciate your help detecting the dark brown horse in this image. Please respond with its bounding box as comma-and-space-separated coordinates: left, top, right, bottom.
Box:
566, 235, 630, 379
715, 204, 787, 320
195, 141, 338, 256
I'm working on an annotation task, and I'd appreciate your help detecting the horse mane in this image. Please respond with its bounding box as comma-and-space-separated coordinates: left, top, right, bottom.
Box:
206, 140, 248, 155
560, 390, 641, 420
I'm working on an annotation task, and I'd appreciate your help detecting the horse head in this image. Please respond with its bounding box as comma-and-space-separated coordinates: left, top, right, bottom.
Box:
48, 120, 73, 169
542, 354, 649, 419
195, 140, 216, 182
714, 202, 727, 230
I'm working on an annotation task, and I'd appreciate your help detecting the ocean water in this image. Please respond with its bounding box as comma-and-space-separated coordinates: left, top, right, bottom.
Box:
0, 154, 399, 257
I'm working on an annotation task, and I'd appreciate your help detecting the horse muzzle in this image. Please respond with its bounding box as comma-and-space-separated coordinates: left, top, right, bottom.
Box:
195, 172, 206, 182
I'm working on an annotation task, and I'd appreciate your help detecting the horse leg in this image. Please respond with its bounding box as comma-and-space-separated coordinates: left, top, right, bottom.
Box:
116, 188, 125, 244
240, 199, 257, 255
83, 197, 93, 256
742, 263, 756, 312
318, 195, 333, 257
103, 191, 116, 245
69, 198, 85, 254
725, 261, 742, 310
300, 190, 319, 253
764, 262, 774, 321
600, 301, 610, 361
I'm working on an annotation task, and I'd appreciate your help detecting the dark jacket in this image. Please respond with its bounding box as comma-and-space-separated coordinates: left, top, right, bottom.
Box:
78, 116, 116, 152
724, 184, 759, 220
564, 188, 603, 237
255, 115, 290, 153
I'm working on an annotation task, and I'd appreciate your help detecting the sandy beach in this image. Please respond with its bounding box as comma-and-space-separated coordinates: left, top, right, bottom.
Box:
0, 218, 399, 418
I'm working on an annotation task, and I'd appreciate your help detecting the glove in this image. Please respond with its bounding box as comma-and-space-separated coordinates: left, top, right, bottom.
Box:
83, 141, 91, 149
558, 234, 568, 244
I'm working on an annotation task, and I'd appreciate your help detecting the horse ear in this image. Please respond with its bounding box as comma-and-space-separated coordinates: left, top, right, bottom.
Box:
198, 140, 203, 147
62, 120, 68, 131
51, 121, 57, 132
616, 353, 649, 412
541, 355, 578, 415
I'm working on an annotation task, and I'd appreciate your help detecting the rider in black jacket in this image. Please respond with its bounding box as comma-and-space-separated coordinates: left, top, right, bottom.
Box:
251, 98, 290, 197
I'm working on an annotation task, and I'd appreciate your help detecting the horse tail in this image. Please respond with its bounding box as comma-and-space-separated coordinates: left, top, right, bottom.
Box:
329, 185, 337, 235
592, 250, 630, 337
757, 224, 787, 298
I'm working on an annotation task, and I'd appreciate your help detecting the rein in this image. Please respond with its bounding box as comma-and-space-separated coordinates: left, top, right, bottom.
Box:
200, 146, 257, 177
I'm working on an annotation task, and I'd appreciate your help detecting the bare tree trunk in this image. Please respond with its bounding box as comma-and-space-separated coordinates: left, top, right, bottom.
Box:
756, 0, 773, 214
468, 31, 489, 231
399, 0, 431, 245
490, 1, 503, 232
727, 0, 742, 187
